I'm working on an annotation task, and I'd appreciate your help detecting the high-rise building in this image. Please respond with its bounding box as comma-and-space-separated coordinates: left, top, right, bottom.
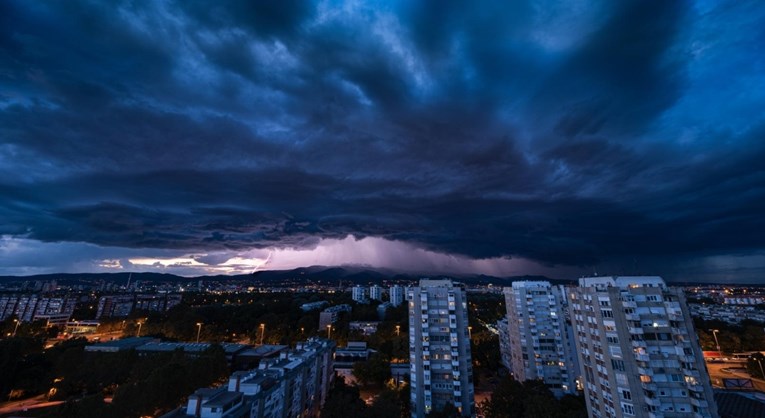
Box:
408, 279, 474, 417
503, 281, 579, 397
497, 317, 513, 374
352, 285, 367, 303
390, 285, 404, 307
370, 285, 383, 301
569, 276, 719, 418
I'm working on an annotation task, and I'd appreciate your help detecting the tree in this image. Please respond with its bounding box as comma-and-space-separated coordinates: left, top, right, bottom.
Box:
366, 389, 401, 418
353, 353, 392, 387
321, 376, 367, 418
747, 352, 765, 379
479, 377, 587, 418
426, 402, 461, 418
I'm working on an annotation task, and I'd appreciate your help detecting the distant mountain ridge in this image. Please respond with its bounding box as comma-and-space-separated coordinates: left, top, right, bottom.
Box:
0, 266, 565, 287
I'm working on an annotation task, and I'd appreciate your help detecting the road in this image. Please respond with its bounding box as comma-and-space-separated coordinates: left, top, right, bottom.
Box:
705, 361, 765, 392
0, 395, 63, 416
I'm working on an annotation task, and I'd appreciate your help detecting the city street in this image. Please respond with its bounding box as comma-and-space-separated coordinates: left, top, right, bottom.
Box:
706, 361, 765, 392
0, 394, 63, 416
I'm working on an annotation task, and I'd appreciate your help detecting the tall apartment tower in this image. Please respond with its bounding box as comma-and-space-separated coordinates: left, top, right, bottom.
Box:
503, 281, 579, 397
370, 285, 383, 301
408, 279, 474, 417
390, 285, 404, 307
569, 276, 718, 418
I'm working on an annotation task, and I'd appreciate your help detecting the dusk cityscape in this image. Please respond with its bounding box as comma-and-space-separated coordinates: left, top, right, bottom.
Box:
1, 1, 764, 418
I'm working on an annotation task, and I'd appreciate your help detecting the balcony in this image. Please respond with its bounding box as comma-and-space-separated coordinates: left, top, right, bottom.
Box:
690, 398, 708, 408
641, 381, 657, 391
643, 396, 661, 407
637, 367, 654, 376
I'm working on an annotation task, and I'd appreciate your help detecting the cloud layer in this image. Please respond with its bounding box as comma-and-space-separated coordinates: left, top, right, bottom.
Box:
1, 1, 764, 280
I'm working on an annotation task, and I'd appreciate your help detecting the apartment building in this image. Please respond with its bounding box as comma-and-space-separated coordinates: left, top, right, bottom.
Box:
569, 276, 718, 418
408, 279, 474, 417
503, 281, 579, 397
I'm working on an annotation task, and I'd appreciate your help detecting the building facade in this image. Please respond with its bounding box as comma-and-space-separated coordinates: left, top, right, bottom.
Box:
352, 285, 367, 303
96, 294, 182, 319
318, 304, 352, 331
390, 285, 404, 307
503, 281, 579, 397
165, 338, 335, 418
0, 294, 77, 322
497, 317, 513, 374
408, 279, 474, 417
370, 285, 383, 301
569, 276, 718, 418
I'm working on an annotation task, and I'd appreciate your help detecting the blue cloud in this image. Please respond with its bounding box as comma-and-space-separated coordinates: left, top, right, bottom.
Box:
0, 0, 764, 278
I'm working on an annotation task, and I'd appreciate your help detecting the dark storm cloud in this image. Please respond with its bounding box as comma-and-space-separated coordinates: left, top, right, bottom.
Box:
1, 0, 764, 277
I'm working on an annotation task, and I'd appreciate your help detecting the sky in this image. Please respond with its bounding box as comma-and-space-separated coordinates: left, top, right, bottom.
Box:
1, 0, 764, 282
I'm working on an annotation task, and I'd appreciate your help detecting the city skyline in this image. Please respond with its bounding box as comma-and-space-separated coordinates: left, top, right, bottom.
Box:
2, 1, 765, 282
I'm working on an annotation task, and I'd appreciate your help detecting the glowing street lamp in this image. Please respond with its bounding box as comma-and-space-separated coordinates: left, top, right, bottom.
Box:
196, 323, 203, 343
259, 323, 265, 345
468, 326, 473, 339
12, 319, 20, 337
136, 320, 144, 337
396, 325, 400, 336
709, 329, 721, 353
326, 324, 332, 339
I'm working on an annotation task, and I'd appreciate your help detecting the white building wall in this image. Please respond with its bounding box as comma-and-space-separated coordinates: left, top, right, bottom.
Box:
570, 276, 719, 418
408, 279, 474, 417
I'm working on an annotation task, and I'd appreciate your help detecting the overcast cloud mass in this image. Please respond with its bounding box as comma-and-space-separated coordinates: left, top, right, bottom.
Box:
1, 0, 764, 282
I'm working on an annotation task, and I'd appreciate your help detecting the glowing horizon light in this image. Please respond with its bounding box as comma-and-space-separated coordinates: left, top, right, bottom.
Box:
128, 257, 208, 267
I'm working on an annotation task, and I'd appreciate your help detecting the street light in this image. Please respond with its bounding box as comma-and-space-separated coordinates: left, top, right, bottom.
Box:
259, 323, 265, 345
136, 321, 144, 337
12, 319, 20, 337
396, 325, 400, 336
709, 329, 721, 353
196, 323, 203, 343
468, 326, 473, 339
327, 324, 332, 339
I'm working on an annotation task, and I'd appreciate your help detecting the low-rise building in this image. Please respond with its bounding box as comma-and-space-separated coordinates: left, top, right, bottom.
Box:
349, 321, 379, 336
300, 301, 329, 312
85, 337, 158, 353
0, 294, 77, 322
96, 294, 182, 319
318, 304, 352, 330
